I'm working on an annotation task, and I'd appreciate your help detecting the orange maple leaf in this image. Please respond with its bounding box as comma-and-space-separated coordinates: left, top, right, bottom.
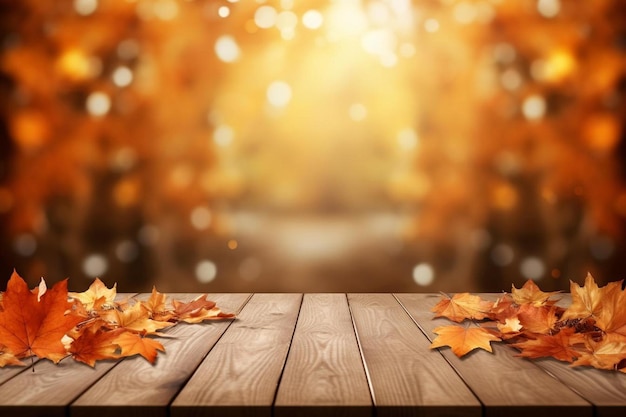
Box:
69, 277, 117, 311
430, 325, 501, 357
114, 331, 165, 364
561, 273, 623, 321
431, 293, 494, 323
141, 287, 174, 322
68, 327, 123, 367
516, 304, 561, 334
512, 328, 584, 363
0, 271, 82, 363
594, 284, 626, 338
511, 280, 560, 307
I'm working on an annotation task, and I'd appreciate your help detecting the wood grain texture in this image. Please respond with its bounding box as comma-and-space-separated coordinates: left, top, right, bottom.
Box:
274, 294, 372, 417
395, 293, 592, 417
170, 293, 303, 417
70, 293, 251, 417
0, 346, 121, 417
347, 293, 481, 417
0, 360, 36, 386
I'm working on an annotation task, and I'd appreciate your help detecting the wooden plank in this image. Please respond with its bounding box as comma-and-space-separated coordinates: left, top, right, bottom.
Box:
347, 293, 481, 417
0, 360, 38, 386
274, 294, 372, 417
395, 293, 592, 417
0, 293, 137, 417
171, 293, 302, 417
0, 357, 120, 417
70, 293, 251, 417
482, 292, 626, 417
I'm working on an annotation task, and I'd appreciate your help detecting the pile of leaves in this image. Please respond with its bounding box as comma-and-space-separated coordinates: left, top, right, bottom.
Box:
0, 271, 234, 367
430, 273, 626, 372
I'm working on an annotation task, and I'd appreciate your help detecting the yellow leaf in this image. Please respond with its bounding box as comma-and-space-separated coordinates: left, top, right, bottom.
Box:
104, 302, 174, 335
69, 278, 117, 311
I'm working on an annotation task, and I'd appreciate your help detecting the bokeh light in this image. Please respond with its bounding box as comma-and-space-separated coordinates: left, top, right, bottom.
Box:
0, 0, 625, 293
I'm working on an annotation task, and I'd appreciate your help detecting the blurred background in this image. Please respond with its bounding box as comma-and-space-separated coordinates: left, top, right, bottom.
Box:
0, 0, 625, 293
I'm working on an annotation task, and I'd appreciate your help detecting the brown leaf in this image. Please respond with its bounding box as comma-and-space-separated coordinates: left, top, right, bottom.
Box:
0, 271, 82, 363
430, 325, 501, 357
173, 295, 235, 323
431, 293, 494, 323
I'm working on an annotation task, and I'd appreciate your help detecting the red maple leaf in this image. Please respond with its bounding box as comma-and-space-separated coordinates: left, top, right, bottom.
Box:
0, 271, 82, 363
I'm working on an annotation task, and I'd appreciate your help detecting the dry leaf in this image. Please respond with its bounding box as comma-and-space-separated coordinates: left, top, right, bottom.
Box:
0, 271, 82, 363
103, 302, 174, 334
69, 327, 123, 367
69, 277, 117, 311
431, 293, 494, 323
142, 286, 173, 321
512, 328, 584, 363
173, 294, 235, 323
114, 332, 165, 364
0, 344, 25, 367
572, 334, 626, 372
511, 280, 560, 307
516, 304, 561, 334
430, 325, 501, 357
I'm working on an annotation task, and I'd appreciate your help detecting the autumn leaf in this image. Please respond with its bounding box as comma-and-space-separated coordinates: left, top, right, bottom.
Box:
430, 325, 501, 357
0, 271, 82, 363
69, 327, 123, 367
173, 294, 235, 323
0, 344, 25, 367
497, 317, 523, 335
431, 293, 494, 323
114, 331, 165, 364
572, 334, 626, 372
142, 287, 174, 322
517, 304, 561, 334
103, 301, 174, 334
511, 280, 560, 307
512, 328, 584, 363
69, 277, 117, 311
595, 284, 626, 338
561, 273, 622, 321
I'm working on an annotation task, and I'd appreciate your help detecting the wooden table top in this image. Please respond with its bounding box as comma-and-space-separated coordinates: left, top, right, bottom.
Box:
0, 293, 625, 417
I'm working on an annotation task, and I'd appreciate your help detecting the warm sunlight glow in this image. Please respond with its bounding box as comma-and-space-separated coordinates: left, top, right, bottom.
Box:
1, 0, 625, 294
